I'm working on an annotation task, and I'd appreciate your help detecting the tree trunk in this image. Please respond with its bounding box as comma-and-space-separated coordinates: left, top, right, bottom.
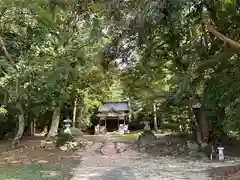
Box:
153, 102, 158, 131
194, 108, 209, 143
3, 91, 8, 105
72, 96, 78, 128
199, 114, 209, 142
47, 107, 61, 140
30, 118, 36, 136
206, 24, 240, 49
12, 103, 25, 148
1, 37, 25, 148
188, 106, 202, 144
188, 105, 209, 147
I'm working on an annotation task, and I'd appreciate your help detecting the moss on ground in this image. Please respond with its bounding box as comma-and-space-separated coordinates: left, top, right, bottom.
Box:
0, 163, 72, 180
117, 131, 142, 141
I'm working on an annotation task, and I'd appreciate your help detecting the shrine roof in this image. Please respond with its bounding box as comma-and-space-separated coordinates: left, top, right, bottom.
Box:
98, 101, 129, 112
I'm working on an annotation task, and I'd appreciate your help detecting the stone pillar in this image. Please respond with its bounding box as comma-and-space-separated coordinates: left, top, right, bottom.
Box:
105, 118, 107, 133
217, 147, 224, 160
118, 117, 119, 130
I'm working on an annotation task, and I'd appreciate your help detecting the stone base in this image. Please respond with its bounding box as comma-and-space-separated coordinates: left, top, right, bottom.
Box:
94, 125, 106, 135
136, 130, 157, 150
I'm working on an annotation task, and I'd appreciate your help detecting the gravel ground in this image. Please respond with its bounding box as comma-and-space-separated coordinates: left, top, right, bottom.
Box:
71, 140, 240, 180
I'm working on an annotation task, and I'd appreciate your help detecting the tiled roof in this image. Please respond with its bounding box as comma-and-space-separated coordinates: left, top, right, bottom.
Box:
99, 101, 129, 112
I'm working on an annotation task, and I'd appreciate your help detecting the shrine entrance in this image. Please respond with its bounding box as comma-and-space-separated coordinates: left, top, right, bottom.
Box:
106, 117, 118, 132
98, 109, 127, 132
96, 101, 130, 134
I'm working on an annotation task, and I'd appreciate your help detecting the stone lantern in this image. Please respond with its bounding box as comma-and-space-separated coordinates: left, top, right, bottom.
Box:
143, 121, 151, 131
63, 118, 72, 134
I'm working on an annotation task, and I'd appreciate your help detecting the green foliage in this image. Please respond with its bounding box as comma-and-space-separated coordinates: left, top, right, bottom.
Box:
104, 0, 240, 134
0, 106, 7, 116
55, 132, 75, 148
0, 105, 17, 139
0, 0, 117, 133
159, 103, 190, 132
1, 0, 240, 137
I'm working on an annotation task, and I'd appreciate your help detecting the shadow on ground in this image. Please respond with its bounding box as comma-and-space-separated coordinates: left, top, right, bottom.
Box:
115, 133, 240, 158
114, 133, 240, 180
0, 137, 83, 180
123, 134, 192, 157
88, 166, 137, 180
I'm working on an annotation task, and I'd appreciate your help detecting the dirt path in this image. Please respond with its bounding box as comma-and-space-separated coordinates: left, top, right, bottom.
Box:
71, 139, 240, 180
70, 132, 240, 180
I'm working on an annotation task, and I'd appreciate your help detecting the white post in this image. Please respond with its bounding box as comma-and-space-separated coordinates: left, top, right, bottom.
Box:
153, 102, 158, 131
217, 147, 224, 160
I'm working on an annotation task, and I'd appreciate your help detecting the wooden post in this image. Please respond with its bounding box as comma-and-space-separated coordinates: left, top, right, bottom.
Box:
153, 102, 158, 131
105, 118, 107, 133
128, 101, 131, 122
72, 96, 78, 127
118, 117, 119, 130
98, 118, 100, 133
31, 118, 36, 136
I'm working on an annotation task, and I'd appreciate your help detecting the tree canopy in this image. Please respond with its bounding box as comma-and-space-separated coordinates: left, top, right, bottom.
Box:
1, 0, 240, 147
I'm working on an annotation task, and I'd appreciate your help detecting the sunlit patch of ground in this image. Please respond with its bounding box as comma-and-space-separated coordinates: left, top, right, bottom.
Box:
116, 131, 142, 141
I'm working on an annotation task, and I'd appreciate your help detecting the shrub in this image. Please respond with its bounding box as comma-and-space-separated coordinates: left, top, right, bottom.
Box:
55, 133, 75, 148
